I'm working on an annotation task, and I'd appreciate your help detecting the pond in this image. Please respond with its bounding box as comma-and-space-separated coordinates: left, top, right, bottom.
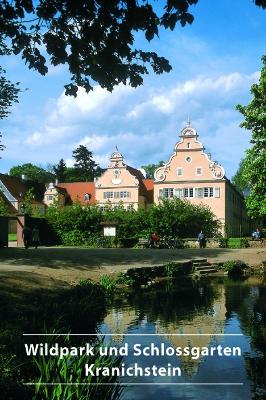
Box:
100, 276, 266, 400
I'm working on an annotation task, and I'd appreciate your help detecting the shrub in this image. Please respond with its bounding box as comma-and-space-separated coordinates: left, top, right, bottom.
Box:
99, 275, 116, 291
46, 198, 220, 247
221, 260, 248, 275
33, 336, 123, 400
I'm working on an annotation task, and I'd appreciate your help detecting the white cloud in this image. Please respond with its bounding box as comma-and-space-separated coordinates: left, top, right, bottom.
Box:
6, 68, 259, 178
128, 71, 259, 118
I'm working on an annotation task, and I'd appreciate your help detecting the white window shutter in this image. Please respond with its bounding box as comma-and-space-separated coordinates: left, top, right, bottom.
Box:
214, 187, 220, 198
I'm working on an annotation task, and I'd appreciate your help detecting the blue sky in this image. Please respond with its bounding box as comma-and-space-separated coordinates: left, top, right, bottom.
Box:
1, 0, 265, 179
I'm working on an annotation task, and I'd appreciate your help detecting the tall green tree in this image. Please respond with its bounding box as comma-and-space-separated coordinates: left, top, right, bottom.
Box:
231, 158, 250, 195
53, 158, 67, 183
0, 65, 20, 152
1, 1, 265, 99
9, 163, 54, 184
72, 145, 98, 182
236, 55, 266, 218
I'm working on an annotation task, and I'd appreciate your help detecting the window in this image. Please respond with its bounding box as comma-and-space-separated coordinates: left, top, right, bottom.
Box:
195, 188, 203, 198
159, 188, 174, 198
177, 168, 183, 176
202, 187, 214, 198
187, 142, 191, 149
120, 191, 130, 198
183, 188, 194, 198
174, 188, 184, 198
104, 191, 113, 199
47, 195, 53, 201
186, 156, 192, 163
196, 167, 202, 176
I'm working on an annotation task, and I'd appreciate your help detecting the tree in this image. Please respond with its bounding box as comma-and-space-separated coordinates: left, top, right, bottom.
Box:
141, 161, 165, 179
72, 145, 98, 181
236, 55, 266, 218
1, 1, 265, 96
9, 163, 54, 184
0, 66, 20, 152
231, 158, 250, 195
53, 158, 67, 183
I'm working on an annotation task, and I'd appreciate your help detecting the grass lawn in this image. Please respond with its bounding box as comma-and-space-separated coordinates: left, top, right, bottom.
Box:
8, 233, 17, 241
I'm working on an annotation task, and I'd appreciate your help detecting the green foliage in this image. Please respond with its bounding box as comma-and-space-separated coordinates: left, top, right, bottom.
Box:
33, 335, 123, 400
231, 158, 250, 195
0, 1, 199, 100
227, 237, 249, 249
141, 161, 164, 179
72, 145, 99, 182
0, 195, 9, 215
236, 55, 266, 217
8, 233, 17, 241
53, 159, 67, 183
0, 66, 20, 150
99, 275, 117, 292
147, 198, 220, 238
23, 188, 34, 215
115, 272, 135, 286
164, 262, 192, 277
9, 163, 54, 184
221, 260, 248, 275
46, 198, 220, 247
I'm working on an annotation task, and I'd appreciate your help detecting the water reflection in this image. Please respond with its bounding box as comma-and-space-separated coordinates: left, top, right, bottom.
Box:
101, 276, 266, 400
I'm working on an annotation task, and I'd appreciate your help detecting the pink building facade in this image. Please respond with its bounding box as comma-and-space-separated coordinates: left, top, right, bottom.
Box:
95, 149, 153, 210
154, 123, 249, 236
43, 123, 250, 236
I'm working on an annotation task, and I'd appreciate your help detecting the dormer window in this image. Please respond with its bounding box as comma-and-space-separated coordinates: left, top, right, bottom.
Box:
84, 193, 91, 201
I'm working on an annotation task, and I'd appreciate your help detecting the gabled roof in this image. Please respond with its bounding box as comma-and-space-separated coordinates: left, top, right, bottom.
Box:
57, 182, 95, 205
0, 173, 27, 200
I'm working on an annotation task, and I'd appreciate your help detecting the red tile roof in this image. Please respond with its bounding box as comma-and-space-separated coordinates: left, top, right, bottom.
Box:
57, 182, 95, 205
142, 179, 154, 203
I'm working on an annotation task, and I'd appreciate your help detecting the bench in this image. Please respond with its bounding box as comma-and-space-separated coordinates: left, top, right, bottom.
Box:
137, 238, 151, 249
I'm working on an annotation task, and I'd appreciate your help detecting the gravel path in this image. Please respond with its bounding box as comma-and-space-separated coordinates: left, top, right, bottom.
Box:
0, 247, 265, 290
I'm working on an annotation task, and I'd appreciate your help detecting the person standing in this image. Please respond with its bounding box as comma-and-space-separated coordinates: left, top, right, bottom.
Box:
31, 225, 40, 249
198, 230, 206, 248
22, 226, 31, 249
